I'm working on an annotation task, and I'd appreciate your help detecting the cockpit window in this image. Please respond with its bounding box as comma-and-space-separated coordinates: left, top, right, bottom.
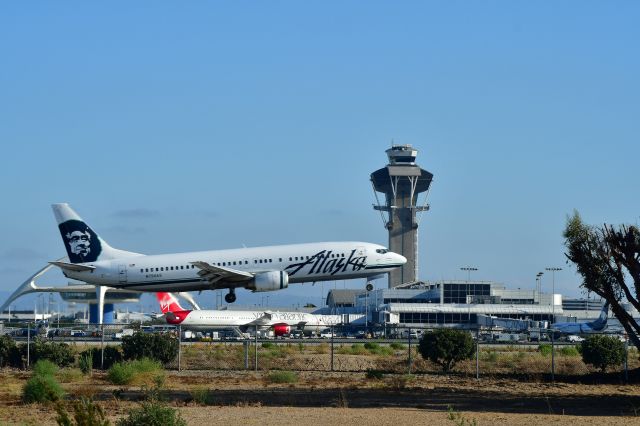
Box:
376, 248, 389, 254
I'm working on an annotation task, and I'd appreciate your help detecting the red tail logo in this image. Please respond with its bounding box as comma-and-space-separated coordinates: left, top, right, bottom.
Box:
156, 292, 184, 313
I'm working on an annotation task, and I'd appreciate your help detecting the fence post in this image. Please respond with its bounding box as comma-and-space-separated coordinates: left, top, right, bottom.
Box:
254, 325, 258, 372
100, 323, 105, 370
330, 325, 334, 372
26, 322, 31, 368
551, 330, 555, 382
244, 340, 249, 370
475, 328, 480, 380
178, 325, 182, 372
407, 327, 412, 374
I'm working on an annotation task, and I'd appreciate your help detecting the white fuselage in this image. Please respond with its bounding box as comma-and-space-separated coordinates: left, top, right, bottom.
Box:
61, 241, 405, 292
169, 309, 342, 332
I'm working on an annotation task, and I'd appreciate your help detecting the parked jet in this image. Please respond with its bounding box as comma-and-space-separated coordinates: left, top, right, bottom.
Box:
156, 292, 341, 336
49, 203, 405, 323
551, 302, 609, 334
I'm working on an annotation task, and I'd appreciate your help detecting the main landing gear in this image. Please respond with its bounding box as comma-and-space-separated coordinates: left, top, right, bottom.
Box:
365, 282, 374, 292
225, 289, 236, 304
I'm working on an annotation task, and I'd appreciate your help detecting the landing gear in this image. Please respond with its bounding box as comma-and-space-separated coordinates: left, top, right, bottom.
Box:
225, 289, 236, 304
365, 282, 374, 292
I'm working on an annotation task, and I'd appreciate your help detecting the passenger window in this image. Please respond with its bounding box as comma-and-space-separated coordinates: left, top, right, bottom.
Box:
289, 257, 292, 261
233, 261, 236, 266
279, 258, 282, 262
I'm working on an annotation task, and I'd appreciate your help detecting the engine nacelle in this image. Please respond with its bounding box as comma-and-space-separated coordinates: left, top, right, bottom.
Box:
272, 323, 291, 337
252, 271, 289, 292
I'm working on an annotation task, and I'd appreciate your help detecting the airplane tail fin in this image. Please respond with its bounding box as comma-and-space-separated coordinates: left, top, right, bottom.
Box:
52, 203, 140, 263
591, 301, 609, 330
156, 292, 185, 314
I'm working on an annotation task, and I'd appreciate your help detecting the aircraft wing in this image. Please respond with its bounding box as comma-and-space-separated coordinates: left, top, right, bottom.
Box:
190, 261, 253, 287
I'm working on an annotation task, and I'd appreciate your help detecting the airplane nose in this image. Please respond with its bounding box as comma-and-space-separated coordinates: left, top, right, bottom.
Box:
394, 253, 407, 264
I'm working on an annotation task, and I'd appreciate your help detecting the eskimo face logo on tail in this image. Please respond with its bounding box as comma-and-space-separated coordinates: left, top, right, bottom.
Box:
58, 220, 102, 263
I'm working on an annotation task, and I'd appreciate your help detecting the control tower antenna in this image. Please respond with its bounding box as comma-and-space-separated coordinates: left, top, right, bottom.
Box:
370, 144, 433, 287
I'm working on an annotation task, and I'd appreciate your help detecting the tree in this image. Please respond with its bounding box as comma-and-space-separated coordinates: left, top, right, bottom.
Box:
121, 332, 179, 364
418, 329, 475, 372
564, 211, 640, 351
580, 335, 625, 373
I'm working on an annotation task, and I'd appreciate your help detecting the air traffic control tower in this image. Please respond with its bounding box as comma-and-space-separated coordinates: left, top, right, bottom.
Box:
371, 145, 433, 287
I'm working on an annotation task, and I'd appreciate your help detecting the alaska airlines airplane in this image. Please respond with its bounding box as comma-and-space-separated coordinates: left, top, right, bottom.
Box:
156, 292, 341, 336
49, 204, 406, 321
551, 302, 609, 334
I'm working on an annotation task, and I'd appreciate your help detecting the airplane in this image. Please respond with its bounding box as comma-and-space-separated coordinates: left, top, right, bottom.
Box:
550, 302, 609, 334
49, 203, 406, 323
156, 292, 342, 337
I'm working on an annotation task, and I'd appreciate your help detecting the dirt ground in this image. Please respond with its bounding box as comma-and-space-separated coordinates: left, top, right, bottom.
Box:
1, 369, 639, 425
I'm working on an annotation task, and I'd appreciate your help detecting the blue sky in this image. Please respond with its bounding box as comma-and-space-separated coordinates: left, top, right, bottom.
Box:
1, 2, 639, 311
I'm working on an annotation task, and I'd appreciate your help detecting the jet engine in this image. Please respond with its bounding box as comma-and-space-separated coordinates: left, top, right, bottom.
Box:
272, 323, 291, 337
252, 271, 289, 292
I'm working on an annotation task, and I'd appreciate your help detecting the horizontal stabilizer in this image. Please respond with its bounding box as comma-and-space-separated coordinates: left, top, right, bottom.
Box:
49, 261, 96, 272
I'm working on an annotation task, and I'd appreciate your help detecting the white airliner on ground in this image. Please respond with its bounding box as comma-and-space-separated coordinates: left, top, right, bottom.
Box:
551, 302, 609, 334
49, 204, 406, 322
156, 292, 341, 337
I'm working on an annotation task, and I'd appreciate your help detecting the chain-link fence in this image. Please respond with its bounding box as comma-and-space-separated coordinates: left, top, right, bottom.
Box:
4, 322, 637, 381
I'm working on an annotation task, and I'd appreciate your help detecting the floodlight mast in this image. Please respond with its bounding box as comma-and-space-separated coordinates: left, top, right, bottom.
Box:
371, 145, 433, 287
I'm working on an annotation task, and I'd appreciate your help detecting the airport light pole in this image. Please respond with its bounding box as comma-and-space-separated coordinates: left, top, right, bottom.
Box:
536, 272, 544, 304
546, 267, 562, 382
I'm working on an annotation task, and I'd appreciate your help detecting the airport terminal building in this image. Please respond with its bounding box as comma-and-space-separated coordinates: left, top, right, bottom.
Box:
328, 280, 560, 328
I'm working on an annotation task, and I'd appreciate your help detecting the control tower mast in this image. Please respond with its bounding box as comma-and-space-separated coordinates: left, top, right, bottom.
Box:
371, 145, 433, 287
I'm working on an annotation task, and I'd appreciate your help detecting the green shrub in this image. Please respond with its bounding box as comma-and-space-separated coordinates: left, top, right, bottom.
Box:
79, 351, 93, 375
363, 342, 380, 351
121, 332, 178, 364
365, 369, 384, 380
261, 342, 275, 349
0, 334, 22, 368
116, 400, 186, 426
190, 388, 212, 405
81, 346, 123, 370
55, 397, 110, 426
389, 342, 405, 350
107, 358, 164, 385
266, 370, 298, 384
58, 368, 84, 383
348, 344, 368, 355
23, 374, 65, 403
26, 338, 75, 367
483, 351, 498, 363
418, 329, 475, 372
538, 344, 552, 356
33, 359, 59, 377
107, 363, 135, 385
559, 346, 580, 357
581, 335, 625, 372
